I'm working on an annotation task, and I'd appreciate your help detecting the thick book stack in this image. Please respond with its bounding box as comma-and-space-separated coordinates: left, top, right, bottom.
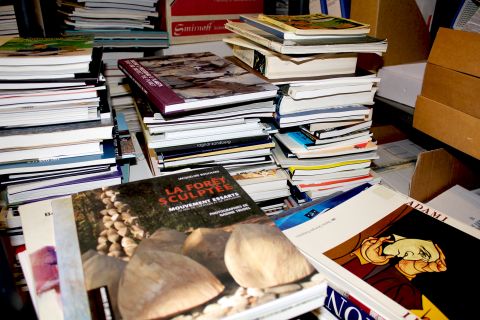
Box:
0, 3, 19, 36
57, 0, 169, 133
58, 0, 168, 50
224, 13, 387, 202
0, 36, 122, 249
17, 166, 330, 320
119, 52, 294, 209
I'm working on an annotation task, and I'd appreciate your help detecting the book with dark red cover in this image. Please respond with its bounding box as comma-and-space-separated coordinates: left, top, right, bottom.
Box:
118, 52, 278, 116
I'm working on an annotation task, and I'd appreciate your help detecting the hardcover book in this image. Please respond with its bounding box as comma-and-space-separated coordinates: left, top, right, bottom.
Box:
278, 184, 480, 320
118, 52, 278, 115
52, 166, 328, 320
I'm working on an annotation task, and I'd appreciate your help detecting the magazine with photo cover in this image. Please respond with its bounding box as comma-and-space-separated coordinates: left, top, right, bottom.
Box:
53, 166, 328, 320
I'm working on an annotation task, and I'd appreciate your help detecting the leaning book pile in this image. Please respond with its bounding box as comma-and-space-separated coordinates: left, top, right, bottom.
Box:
58, 0, 170, 133
0, 36, 123, 261
18, 166, 330, 320
119, 52, 294, 209
224, 13, 387, 202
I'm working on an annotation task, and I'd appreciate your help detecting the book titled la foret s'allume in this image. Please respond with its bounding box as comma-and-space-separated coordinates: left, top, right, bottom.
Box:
118, 52, 279, 116
52, 166, 328, 320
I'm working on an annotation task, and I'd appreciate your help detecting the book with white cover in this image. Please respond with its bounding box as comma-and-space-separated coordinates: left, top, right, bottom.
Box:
18, 200, 65, 320
278, 184, 480, 320
277, 89, 377, 115
224, 36, 357, 80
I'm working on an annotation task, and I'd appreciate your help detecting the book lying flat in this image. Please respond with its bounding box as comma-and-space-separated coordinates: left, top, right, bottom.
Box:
0, 35, 94, 66
256, 13, 370, 36
225, 22, 387, 55
276, 89, 377, 115
224, 36, 357, 80
118, 52, 279, 115
278, 184, 480, 320
50, 166, 329, 320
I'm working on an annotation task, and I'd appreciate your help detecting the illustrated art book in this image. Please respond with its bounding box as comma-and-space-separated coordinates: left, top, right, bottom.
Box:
53, 166, 328, 320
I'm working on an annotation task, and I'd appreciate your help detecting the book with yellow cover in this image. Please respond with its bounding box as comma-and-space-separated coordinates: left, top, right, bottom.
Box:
257, 13, 370, 36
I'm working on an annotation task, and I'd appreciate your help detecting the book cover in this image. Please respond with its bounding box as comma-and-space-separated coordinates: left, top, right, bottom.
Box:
53, 166, 327, 320
280, 184, 480, 320
257, 13, 369, 35
0, 35, 94, 65
118, 52, 278, 115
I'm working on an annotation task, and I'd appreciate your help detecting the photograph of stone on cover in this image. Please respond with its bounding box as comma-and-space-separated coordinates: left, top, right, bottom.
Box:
74, 184, 324, 320
139, 52, 276, 101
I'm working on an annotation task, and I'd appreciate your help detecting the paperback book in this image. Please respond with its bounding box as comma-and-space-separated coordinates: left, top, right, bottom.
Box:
52, 166, 328, 320
224, 22, 387, 55
224, 36, 357, 80
0, 35, 94, 65
256, 13, 370, 36
278, 184, 480, 320
118, 52, 278, 115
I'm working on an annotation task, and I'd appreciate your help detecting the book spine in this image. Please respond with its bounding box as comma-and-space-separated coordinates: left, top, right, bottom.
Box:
225, 23, 273, 50
232, 46, 267, 76
118, 59, 183, 115
153, 134, 269, 153
240, 16, 285, 39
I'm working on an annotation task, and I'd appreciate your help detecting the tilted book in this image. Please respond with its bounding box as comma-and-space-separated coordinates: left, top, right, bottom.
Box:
278, 183, 480, 320
118, 52, 279, 116
52, 166, 328, 320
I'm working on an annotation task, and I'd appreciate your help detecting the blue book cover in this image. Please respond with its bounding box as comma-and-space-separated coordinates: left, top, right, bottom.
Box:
0, 140, 117, 175
274, 183, 373, 230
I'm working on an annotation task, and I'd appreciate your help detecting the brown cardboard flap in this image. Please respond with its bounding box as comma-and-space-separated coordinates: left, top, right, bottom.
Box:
413, 96, 480, 160
410, 149, 480, 202
428, 27, 480, 77
351, 0, 430, 66
422, 63, 480, 118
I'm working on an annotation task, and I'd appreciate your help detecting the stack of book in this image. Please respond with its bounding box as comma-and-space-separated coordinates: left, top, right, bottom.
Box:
118, 52, 295, 207
57, 0, 169, 133
0, 36, 121, 245
224, 13, 387, 201
0, 3, 18, 36
58, 0, 168, 49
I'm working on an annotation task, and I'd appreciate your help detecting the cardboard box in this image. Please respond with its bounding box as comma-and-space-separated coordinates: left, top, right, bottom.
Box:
410, 149, 480, 203
159, 0, 263, 45
350, 0, 430, 68
413, 96, 480, 160
422, 63, 480, 118
413, 28, 480, 160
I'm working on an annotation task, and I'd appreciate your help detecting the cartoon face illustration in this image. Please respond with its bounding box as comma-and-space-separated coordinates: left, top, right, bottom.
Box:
383, 234, 440, 262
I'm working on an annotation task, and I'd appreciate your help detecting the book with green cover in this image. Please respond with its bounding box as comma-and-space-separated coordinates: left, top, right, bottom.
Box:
0, 35, 94, 65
